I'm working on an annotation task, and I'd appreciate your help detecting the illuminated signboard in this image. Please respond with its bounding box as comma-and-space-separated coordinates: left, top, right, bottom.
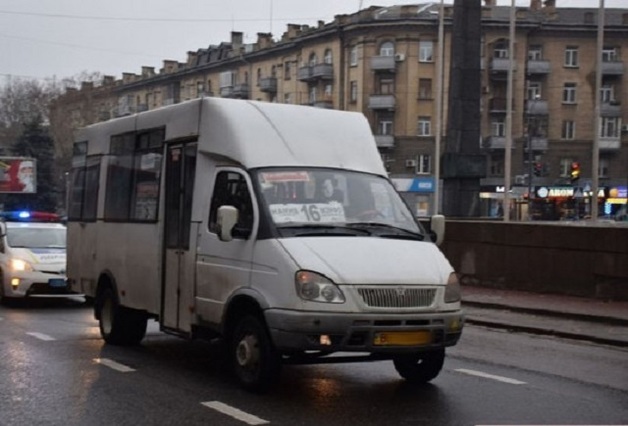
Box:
0, 157, 37, 194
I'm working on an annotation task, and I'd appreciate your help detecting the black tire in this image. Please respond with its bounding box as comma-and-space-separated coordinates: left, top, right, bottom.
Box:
98, 286, 147, 346
393, 349, 445, 383
230, 315, 282, 393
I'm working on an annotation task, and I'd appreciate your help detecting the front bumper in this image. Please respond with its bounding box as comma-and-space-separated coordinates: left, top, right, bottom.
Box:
2, 271, 82, 298
265, 309, 464, 354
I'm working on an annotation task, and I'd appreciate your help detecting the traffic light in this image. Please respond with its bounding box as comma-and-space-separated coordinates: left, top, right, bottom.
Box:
570, 161, 580, 183
533, 162, 543, 177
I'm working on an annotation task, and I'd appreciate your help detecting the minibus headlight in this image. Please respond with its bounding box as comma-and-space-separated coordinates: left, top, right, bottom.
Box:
444, 272, 461, 303
10, 258, 33, 272
295, 271, 345, 304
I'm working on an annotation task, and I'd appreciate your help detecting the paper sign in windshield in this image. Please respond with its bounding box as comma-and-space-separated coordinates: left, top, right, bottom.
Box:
261, 171, 310, 183
270, 202, 346, 223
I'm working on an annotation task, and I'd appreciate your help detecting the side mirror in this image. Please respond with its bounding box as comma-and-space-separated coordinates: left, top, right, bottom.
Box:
429, 214, 446, 246
217, 205, 239, 242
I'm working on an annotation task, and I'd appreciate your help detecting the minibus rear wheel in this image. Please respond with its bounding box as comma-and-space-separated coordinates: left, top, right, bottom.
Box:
98, 286, 147, 346
392, 349, 445, 383
230, 315, 282, 392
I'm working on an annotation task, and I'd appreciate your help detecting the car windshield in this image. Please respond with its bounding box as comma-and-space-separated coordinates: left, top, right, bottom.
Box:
255, 168, 422, 236
7, 227, 66, 249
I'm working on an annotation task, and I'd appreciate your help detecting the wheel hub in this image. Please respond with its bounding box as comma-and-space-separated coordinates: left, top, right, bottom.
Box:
236, 335, 260, 367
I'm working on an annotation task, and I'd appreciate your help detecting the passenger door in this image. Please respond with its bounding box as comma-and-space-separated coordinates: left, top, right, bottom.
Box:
162, 142, 197, 332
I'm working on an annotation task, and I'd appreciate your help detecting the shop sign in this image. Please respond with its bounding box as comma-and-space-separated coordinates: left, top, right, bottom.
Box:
536, 186, 573, 198
392, 177, 434, 193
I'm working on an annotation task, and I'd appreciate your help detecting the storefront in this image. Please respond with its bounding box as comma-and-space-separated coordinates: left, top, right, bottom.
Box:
604, 186, 627, 219
392, 177, 435, 217
479, 185, 527, 219
532, 186, 606, 220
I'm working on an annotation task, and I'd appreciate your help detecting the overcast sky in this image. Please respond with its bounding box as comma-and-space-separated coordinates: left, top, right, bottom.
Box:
0, 0, 624, 83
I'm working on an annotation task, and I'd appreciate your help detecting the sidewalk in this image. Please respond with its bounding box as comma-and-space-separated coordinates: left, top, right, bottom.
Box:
461, 285, 628, 347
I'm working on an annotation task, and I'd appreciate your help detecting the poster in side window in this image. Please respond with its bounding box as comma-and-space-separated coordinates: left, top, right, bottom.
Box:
0, 157, 37, 193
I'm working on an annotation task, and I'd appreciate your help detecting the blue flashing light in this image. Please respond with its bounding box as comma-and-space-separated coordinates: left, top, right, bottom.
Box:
18, 211, 31, 219
0, 211, 60, 222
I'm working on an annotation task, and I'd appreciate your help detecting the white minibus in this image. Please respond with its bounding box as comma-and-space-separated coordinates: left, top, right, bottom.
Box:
67, 98, 463, 391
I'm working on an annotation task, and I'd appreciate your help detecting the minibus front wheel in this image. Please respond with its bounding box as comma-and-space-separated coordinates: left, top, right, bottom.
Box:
230, 315, 282, 392
392, 349, 445, 383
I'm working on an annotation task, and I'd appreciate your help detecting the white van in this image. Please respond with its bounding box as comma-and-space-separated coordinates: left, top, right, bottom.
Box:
0, 211, 72, 302
67, 98, 463, 391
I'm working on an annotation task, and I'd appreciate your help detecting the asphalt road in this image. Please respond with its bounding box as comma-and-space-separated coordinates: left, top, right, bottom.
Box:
1, 300, 627, 426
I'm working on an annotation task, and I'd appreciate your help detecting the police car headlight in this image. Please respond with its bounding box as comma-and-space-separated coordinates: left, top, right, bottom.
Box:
295, 271, 345, 304
11, 259, 33, 272
444, 272, 461, 303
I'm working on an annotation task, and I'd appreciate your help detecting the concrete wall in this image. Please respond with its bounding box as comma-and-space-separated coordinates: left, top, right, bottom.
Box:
439, 221, 628, 301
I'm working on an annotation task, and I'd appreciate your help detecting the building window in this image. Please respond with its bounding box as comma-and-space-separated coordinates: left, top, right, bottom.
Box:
602, 47, 618, 62
419, 41, 434, 62
380, 41, 395, 57
490, 156, 504, 176
526, 81, 542, 100
493, 40, 509, 58
350, 45, 358, 66
417, 117, 432, 136
561, 121, 575, 140
599, 158, 609, 178
309, 52, 317, 66
378, 117, 394, 135
350, 81, 358, 103
491, 119, 505, 137
418, 78, 432, 99
324, 84, 333, 98
562, 83, 576, 103
379, 76, 394, 95
559, 158, 573, 177
417, 154, 431, 174
600, 84, 615, 102
600, 117, 620, 138
528, 45, 542, 61
284, 93, 292, 104
284, 62, 291, 80
324, 49, 333, 64
271, 65, 277, 78
309, 86, 317, 104
256, 68, 262, 85
196, 81, 204, 96
564, 46, 579, 67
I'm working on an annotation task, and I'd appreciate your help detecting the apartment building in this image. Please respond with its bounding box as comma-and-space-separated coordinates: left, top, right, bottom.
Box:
50, 2, 628, 219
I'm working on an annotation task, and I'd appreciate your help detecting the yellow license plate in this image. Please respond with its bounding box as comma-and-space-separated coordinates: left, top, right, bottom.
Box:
373, 331, 432, 346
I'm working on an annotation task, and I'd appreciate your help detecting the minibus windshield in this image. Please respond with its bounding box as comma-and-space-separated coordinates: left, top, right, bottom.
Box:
255, 168, 423, 236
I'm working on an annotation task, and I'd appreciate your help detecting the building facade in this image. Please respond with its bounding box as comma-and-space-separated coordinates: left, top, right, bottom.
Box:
50, 2, 628, 220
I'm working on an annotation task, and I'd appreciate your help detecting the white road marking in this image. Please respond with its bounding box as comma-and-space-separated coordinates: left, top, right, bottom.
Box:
26, 332, 56, 341
202, 401, 269, 425
455, 368, 527, 385
94, 358, 136, 373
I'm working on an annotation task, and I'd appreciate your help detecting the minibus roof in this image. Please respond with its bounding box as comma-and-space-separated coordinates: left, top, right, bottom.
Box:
76, 98, 387, 177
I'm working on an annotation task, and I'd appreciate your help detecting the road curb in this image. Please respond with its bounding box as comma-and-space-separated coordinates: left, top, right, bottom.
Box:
465, 317, 628, 348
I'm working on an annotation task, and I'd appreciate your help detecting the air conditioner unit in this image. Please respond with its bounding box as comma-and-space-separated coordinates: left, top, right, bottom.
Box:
405, 159, 417, 168
621, 124, 628, 132
515, 175, 526, 185
394, 53, 406, 62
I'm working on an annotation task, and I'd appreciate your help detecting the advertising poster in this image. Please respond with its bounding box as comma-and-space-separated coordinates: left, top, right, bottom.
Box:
0, 157, 37, 193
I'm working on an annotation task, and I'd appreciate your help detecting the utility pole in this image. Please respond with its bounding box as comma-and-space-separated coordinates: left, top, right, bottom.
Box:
591, 0, 604, 220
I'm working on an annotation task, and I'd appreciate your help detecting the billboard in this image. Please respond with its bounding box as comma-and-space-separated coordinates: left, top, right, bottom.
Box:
0, 157, 37, 193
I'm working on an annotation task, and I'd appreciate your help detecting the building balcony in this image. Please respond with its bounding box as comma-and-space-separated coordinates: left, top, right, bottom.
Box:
482, 136, 510, 150
600, 101, 621, 117
370, 56, 396, 72
374, 134, 395, 148
220, 84, 250, 99
313, 99, 334, 109
489, 58, 516, 78
525, 99, 549, 115
368, 94, 396, 110
526, 60, 551, 75
259, 77, 277, 93
599, 137, 621, 150
297, 63, 333, 82
601, 61, 624, 76
524, 136, 548, 151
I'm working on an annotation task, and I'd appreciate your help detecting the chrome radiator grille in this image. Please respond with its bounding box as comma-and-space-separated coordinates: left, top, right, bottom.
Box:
357, 287, 436, 308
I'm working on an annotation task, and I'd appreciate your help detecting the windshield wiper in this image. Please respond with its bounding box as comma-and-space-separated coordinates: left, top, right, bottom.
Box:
277, 223, 371, 236
347, 222, 425, 240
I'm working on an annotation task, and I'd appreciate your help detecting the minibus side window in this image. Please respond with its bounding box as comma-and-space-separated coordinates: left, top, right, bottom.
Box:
208, 171, 253, 239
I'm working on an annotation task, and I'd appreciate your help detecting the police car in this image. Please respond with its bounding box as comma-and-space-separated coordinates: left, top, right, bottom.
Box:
0, 211, 79, 301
